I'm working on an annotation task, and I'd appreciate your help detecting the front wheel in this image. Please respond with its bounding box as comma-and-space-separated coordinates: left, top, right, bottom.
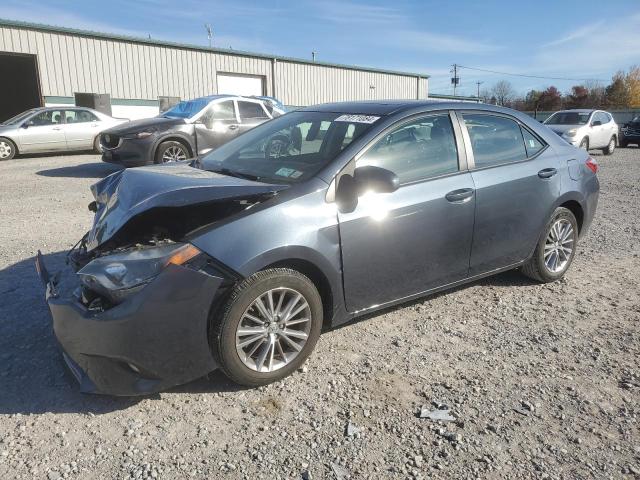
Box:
602, 136, 616, 155
93, 135, 103, 154
212, 268, 323, 387
155, 140, 189, 163
578, 137, 589, 151
0, 137, 17, 160
521, 207, 578, 283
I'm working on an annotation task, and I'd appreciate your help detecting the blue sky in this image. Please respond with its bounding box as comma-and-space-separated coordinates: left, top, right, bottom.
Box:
3, 0, 640, 97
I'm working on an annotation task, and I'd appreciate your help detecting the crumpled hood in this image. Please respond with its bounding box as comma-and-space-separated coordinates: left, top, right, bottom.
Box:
87, 163, 287, 250
102, 116, 186, 135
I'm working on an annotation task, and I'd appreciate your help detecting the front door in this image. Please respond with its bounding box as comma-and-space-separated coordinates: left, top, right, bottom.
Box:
195, 100, 240, 155
18, 109, 66, 153
339, 113, 476, 312
459, 112, 561, 275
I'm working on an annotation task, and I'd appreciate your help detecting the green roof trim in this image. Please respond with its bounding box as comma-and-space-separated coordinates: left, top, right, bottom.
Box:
0, 17, 429, 79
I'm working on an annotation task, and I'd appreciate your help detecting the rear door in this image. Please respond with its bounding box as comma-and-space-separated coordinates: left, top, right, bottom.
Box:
195, 99, 239, 154
62, 109, 101, 150
237, 100, 271, 135
339, 112, 476, 311
459, 112, 560, 275
17, 109, 67, 153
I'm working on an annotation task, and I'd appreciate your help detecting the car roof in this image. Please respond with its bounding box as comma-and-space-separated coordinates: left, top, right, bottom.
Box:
300, 100, 515, 116
554, 109, 594, 114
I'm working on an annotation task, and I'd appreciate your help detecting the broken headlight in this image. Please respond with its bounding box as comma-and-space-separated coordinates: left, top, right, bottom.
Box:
77, 243, 200, 304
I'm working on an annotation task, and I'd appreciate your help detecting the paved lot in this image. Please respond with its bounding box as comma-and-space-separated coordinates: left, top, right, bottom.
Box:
0, 149, 638, 479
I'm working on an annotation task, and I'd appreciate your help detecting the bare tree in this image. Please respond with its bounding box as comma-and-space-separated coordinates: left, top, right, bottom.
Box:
491, 80, 516, 106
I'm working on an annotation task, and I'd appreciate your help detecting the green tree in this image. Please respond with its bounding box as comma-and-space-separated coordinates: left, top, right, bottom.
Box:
605, 72, 630, 108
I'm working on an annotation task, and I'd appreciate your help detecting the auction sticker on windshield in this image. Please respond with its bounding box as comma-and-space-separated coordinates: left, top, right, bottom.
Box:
335, 114, 380, 124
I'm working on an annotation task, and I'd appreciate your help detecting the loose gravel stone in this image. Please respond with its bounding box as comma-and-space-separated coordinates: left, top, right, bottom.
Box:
0, 149, 639, 479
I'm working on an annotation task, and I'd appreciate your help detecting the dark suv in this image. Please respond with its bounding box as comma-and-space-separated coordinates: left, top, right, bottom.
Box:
100, 95, 285, 167
620, 114, 640, 147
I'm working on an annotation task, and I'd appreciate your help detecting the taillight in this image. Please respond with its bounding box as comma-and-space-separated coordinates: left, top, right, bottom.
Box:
585, 156, 598, 174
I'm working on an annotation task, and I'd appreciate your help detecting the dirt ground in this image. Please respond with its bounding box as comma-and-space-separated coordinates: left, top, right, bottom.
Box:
0, 148, 638, 480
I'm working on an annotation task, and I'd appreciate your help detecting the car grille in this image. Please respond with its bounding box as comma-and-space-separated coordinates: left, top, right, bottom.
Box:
101, 133, 120, 149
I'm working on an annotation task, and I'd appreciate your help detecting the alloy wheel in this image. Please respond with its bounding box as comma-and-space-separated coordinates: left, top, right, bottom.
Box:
608, 138, 615, 153
162, 145, 187, 162
544, 219, 575, 273
0, 141, 12, 159
235, 287, 312, 373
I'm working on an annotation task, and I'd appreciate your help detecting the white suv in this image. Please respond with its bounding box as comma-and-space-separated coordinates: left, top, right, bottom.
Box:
544, 109, 618, 155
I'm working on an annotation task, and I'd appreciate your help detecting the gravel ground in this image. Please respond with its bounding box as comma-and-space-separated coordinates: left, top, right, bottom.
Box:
0, 149, 638, 480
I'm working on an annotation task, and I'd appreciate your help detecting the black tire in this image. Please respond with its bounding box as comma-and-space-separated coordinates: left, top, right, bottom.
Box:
602, 136, 616, 155
211, 268, 323, 387
522, 207, 579, 283
93, 135, 103, 154
619, 139, 628, 148
154, 140, 189, 164
578, 137, 589, 151
0, 137, 17, 160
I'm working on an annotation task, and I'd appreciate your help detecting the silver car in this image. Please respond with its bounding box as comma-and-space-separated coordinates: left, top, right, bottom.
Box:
0, 107, 127, 160
544, 109, 618, 155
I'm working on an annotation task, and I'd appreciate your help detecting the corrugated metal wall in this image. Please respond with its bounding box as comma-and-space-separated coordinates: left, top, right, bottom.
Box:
0, 24, 428, 105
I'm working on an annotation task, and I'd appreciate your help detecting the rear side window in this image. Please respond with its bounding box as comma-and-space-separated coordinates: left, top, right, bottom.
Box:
65, 109, 98, 123
238, 101, 268, 119
463, 114, 526, 167
358, 113, 459, 184
521, 128, 545, 157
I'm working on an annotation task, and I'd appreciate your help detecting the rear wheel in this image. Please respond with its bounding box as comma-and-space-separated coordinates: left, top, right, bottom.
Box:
212, 268, 323, 387
579, 137, 589, 151
155, 140, 189, 163
0, 137, 16, 160
522, 207, 578, 283
602, 136, 616, 155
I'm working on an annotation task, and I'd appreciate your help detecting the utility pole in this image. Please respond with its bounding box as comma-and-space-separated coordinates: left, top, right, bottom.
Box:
312, 51, 317, 62
205, 24, 213, 48
476, 81, 484, 100
451, 64, 460, 96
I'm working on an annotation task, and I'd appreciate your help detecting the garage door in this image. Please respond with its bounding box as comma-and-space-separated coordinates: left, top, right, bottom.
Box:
217, 73, 265, 96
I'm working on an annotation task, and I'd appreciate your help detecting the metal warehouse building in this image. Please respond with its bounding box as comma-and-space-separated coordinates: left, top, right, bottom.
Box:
0, 18, 430, 121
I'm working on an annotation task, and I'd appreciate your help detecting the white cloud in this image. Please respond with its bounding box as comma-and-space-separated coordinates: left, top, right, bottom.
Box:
534, 15, 640, 78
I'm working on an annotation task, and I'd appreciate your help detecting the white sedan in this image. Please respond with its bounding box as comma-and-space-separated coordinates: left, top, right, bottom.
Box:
0, 107, 128, 160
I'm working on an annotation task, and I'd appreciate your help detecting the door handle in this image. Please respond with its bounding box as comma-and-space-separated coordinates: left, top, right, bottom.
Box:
538, 168, 557, 179
228, 125, 239, 130
445, 188, 474, 203
52, 126, 62, 131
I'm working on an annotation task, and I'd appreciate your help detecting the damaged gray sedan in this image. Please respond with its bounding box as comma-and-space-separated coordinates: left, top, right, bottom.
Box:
36, 101, 599, 395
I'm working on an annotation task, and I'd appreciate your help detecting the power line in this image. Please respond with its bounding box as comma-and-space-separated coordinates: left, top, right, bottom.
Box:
457, 65, 605, 83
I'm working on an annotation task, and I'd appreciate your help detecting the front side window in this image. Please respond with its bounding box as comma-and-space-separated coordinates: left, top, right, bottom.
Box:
594, 112, 609, 125
65, 109, 98, 123
30, 110, 64, 126
238, 101, 268, 120
210, 101, 236, 121
357, 114, 459, 184
463, 114, 527, 167
201, 111, 377, 183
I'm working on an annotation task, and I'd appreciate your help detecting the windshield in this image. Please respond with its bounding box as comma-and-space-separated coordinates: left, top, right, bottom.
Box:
2, 109, 38, 125
200, 111, 379, 183
162, 98, 210, 119
545, 112, 590, 125
632, 115, 640, 123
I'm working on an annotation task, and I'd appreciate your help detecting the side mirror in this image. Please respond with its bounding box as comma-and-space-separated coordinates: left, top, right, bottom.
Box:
591, 120, 602, 127
353, 165, 399, 195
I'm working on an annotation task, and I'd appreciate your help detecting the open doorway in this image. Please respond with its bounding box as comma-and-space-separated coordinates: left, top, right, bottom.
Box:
0, 52, 42, 122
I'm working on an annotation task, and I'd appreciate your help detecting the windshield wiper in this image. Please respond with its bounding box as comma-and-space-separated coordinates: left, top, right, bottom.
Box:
212, 168, 263, 182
